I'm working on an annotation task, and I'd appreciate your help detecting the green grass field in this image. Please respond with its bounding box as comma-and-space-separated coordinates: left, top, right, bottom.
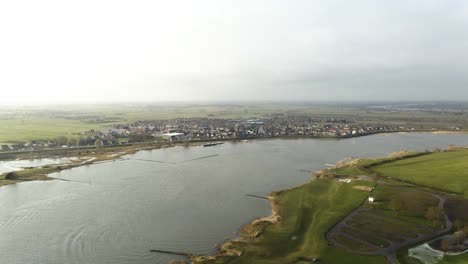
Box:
371, 150, 468, 198
329, 152, 420, 178
327, 182, 441, 258
0, 104, 276, 143
371, 185, 439, 219
439, 255, 468, 263
198, 179, 386, 264
0, 118, 116, 144
324, 150, 468, 263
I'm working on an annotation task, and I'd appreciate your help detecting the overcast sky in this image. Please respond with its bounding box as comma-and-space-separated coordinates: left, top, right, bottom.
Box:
1, 0, 468, 103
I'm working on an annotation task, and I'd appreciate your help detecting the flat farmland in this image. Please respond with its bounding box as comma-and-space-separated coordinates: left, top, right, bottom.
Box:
371, 150, 468, 198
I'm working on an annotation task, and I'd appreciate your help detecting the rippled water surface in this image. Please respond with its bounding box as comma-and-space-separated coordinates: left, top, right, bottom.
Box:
0, 133, 468, 264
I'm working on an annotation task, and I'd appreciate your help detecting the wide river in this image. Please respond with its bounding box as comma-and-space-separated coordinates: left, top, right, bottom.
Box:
1, 133, 468, 264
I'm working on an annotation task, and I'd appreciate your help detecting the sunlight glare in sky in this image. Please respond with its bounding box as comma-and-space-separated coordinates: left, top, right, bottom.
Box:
1, 0, 468, 103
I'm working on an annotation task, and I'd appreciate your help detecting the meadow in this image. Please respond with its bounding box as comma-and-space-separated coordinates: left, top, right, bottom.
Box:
371, 149, 468, 198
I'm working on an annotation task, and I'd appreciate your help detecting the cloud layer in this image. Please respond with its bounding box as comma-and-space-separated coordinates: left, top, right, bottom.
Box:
1, 0, 467, 103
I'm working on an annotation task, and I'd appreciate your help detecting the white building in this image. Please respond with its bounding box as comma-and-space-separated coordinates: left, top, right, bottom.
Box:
160, 132, 184, 140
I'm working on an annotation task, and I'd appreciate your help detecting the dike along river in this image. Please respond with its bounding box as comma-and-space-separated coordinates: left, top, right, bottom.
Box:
0, 133, 468, 264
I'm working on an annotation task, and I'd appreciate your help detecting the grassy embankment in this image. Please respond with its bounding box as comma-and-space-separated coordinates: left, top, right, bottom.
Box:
193, 149, 468, 264
333, 149, 468, 263
371, 149, 468, 198
368, 149, 468, 264
194, 179, 386, 264
326, 161, 446, 260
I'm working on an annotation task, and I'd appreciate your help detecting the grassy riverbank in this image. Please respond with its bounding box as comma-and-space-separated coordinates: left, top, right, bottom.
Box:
371, 149, 468, 198
193, 148, 468, 264
194, 179, 386, 264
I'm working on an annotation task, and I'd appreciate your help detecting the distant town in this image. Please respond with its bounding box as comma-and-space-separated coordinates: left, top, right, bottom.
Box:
1, 114, 457, 152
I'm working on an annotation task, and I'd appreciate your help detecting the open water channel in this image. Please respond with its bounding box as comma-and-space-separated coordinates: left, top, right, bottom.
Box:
0, 133, 467, 263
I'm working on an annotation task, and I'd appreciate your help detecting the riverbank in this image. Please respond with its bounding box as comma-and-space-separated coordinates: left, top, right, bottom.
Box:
190, 179, 385, 264
191, 195, 281, 263
0, 132, 397, 189
4, 128, 468, 161
190, 147, 468, 264
0, 143, 175, 188
3, 129, 467, 162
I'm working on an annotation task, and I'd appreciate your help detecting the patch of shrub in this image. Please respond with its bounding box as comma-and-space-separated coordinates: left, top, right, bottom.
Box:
5, 172, 18, 180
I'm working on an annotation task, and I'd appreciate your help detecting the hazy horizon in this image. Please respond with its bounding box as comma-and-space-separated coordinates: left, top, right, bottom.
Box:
1, 0, 468, 103
2, 100, 468, 109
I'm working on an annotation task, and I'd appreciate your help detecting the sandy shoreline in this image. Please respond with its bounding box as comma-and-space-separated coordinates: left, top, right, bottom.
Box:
190, 195, 280, 263
0, 143, 173, 189
431, 130, 468, 134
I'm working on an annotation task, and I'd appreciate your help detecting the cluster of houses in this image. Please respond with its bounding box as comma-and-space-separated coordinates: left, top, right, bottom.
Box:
1, 116, 415, 152
128, 117, 411, 141
88, 117, 410, 142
